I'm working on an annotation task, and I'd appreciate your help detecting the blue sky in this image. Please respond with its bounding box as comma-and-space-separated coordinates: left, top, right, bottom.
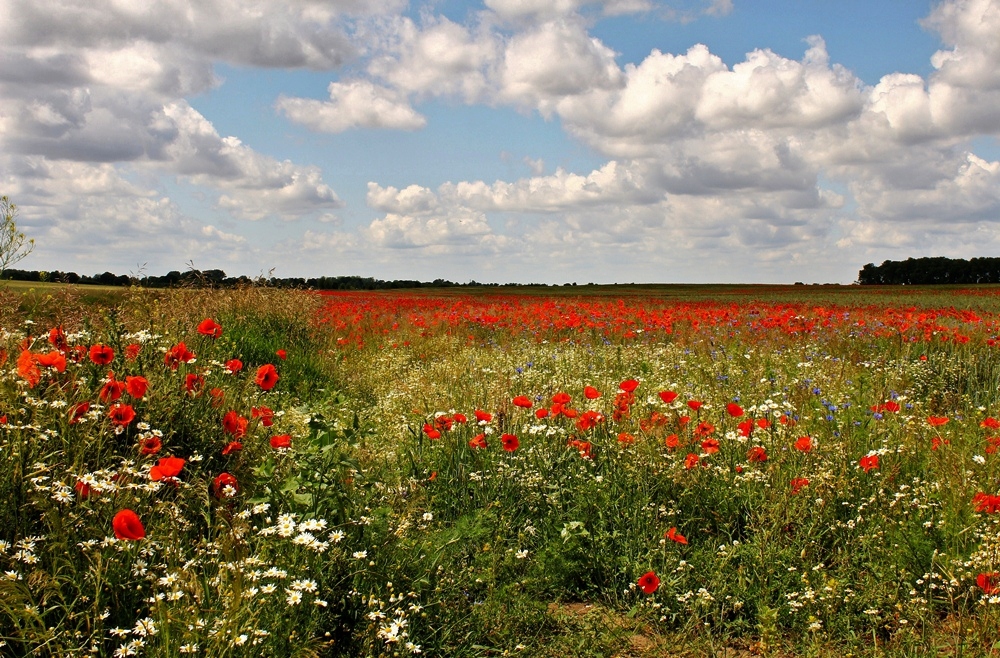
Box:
2, 0, 999, 284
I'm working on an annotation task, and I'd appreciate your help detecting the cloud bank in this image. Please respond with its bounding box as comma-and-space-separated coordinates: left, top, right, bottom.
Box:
2, 0, 999, 282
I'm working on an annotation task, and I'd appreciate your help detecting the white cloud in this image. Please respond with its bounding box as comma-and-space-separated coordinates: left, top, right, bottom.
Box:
695, 38, 864, 130
852, 153, 1000, 221
703, 0, 734, 17
366, 183, 440, 214
499, 20, 623, 111
366, 211, 498, 251
368, 17, 499, 102
276, 80, 426, 133
1, 155, 260, 273
923, 0, 1000, 89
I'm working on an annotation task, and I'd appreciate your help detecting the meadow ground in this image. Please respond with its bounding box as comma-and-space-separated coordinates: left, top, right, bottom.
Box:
1, 282, 999, 657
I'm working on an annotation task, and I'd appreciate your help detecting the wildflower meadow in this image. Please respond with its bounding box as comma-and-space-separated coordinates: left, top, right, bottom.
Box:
1, 283, 999, 657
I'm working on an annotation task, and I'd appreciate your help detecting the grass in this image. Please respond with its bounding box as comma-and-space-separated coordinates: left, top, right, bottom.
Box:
1, 283, 999, 656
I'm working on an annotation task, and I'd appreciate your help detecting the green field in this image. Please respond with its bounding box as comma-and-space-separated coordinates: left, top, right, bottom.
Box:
1, 284, 999, 657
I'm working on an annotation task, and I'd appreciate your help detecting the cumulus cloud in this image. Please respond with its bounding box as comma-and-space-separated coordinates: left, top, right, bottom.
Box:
0, 155, 261, 272
0, 2, 352, 243
500, 20, 623, 111
277, 80, 426, 132
923, 0, 1000, 89
367, 16, 499, 102
0, 0, 377, 71
366, 211, 499, 251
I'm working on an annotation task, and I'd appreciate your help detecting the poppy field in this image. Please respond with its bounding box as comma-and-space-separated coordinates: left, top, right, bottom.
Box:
1, 283, 1000, 657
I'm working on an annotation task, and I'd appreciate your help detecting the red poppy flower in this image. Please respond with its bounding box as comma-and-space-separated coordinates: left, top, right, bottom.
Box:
422, 423, 441, 439
617, 432, 635, 445
469, 433, 488, 449
726, 402, 744, 417
981, 417, 1000, 430
701, 438, 720, 454
89, 344, 114, 365
637, 571, 660, 594
794, 436, 813, 452
113, 509, 145, 540
501, 433, 519, 452
197, 318, 222, 339
270, 434, 292, 449
583, 385, 601, 400
225, 359, 243, 374
684, 453, 700, 469
209, 387, 225, 408
512, 395, 533, 408
927, 416, 949, 427
658, 391, 678, 404
36, 351, 66, 372
275, 349, 287, 360
124, 343, 141, 361
125, 375, 148, 399
68, 401, 90, 424
251, 406, 274, 427
184, 373, 205, 395
931, 436, 950, 451
164, 342, 195, 370
221, 441, 243, 455
149, 456, 186, 481
535, 408, 549, 419
870, 401, 901, 414
255, 364, 279, 391
109, 404, 136, 426
576, 410, 605, 432
453, 413, 467, 423
790, 477, 810, 495
859, 454, 880, 473
48, 326, 68, 351
223, 411, 248, 438
747, 446, 768, 463
973, 492, 1000, 514
568, 439, 592, 459
75, 480, 93, 499
619, 379, 639, 393
666, 527, 687, 545
139, 436, 162, 455
99, 379, 126, 403
212, 472, 239, 498
694, 421, 715, 438
687, 400, 703, 411
16, 351, 40, 387
977, 572, 999, 595
474, 409, 493, 423
665, 434, 679, 450
552, 392, 571, 405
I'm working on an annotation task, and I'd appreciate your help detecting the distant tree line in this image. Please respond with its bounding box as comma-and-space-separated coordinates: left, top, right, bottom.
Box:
858, 257, 1000, 285
0, 268, 524, 290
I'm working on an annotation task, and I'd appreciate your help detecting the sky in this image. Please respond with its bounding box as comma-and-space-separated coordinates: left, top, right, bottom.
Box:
2, 0, 1000, 285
